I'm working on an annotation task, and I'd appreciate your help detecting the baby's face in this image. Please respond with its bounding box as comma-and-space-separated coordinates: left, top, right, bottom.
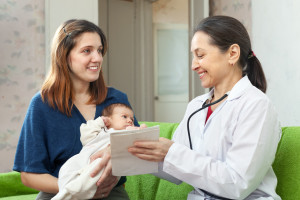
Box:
108, 106, 134, 130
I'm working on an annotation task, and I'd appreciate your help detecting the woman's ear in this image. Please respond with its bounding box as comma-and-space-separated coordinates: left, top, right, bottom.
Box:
228, 44, 240, 66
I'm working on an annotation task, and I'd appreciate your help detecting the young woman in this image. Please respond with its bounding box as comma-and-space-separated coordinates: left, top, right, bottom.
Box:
128, 16, 281, 200
13, 19, 138, 200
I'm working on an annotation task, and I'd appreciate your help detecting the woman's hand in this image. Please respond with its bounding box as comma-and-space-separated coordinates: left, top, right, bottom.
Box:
128, 137, 174, 162
90, 145, 118, 199
92, 173, 118, 199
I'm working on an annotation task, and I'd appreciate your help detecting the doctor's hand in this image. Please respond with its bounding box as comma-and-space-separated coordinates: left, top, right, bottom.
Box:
128, 137, 174, 162
90, 145, 118, 199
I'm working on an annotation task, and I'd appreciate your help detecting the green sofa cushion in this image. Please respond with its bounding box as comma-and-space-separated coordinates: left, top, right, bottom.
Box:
0, 194, 37, 200
0, 171, 38, 199
272, 126, 300, 200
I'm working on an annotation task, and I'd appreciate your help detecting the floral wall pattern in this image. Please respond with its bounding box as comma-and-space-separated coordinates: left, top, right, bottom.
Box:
210, 0, 252, 37
0, 0, 45, 172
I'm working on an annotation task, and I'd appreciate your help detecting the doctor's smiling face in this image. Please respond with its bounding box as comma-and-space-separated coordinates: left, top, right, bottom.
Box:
191, 31, 234, 90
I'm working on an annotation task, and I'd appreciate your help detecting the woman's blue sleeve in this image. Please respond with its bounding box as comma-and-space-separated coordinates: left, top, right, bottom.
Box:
13, 94, 53, 174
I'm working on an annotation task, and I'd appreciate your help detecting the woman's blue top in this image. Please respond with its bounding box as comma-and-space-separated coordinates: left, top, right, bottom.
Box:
13, 87, 138, 186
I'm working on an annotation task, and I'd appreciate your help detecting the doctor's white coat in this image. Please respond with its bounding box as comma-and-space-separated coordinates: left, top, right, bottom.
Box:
159, 76, 281, 200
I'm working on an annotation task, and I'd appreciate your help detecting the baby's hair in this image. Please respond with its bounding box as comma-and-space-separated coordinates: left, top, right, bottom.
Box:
102, 103, 132, 117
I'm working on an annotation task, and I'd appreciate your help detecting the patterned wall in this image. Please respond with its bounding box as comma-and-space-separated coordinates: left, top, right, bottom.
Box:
210, 0, 252, 37
0, 0, 45, 172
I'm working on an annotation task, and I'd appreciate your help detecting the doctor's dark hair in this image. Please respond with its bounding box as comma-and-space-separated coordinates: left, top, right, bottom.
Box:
194, 15, 267, 93
41, 19, 108, 116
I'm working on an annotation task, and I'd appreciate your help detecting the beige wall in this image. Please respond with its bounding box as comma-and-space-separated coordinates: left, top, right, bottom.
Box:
0, 0, 45, 172
252, 0, 300, 126
210, 0, 252, 36
153, 0, 188, 24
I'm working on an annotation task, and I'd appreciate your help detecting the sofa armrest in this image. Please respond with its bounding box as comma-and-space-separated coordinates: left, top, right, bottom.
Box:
0, 171, 38, 198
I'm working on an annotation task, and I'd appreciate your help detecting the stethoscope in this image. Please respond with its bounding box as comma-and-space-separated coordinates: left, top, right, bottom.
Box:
187, 93, 229, 149
186, 92, 232, 200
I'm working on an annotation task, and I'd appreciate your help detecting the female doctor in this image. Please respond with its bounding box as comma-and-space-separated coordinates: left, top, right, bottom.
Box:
128, 16, 282, 200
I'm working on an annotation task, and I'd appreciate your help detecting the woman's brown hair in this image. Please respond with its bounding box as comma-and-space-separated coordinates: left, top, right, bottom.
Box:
41, 19, 108, 116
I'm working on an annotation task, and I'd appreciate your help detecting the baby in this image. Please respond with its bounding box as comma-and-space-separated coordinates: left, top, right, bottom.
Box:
52, 103, 136, 200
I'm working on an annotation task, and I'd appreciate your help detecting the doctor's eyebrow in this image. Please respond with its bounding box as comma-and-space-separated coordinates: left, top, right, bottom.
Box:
191, 47, 205, 52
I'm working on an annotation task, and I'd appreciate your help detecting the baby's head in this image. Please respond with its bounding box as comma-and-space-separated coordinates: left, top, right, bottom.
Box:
102, 103, 134, 130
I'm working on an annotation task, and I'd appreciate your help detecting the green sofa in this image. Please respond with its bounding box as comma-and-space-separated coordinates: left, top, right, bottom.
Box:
0, 122, 299, 200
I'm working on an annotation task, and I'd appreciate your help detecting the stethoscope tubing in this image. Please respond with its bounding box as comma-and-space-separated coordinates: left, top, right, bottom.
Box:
187, 93, 228, 150
186, 93, 232, 200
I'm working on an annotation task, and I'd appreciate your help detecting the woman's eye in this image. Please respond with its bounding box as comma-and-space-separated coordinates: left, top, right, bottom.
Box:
97, 49, 103, 54
197, 54, 203, 58
83, 49, 90, 53
122, 115, 127, 119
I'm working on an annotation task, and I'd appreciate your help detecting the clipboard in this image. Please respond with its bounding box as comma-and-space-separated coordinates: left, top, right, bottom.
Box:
110, 126, 159, 176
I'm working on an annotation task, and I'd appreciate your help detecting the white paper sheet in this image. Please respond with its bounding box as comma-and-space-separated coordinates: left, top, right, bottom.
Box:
110, 126, 159, 176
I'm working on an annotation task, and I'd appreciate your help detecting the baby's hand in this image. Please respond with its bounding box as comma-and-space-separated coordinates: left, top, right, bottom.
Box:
125, 124, 147, 130
140, 124, 147, 129
101, 116, 111, 128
